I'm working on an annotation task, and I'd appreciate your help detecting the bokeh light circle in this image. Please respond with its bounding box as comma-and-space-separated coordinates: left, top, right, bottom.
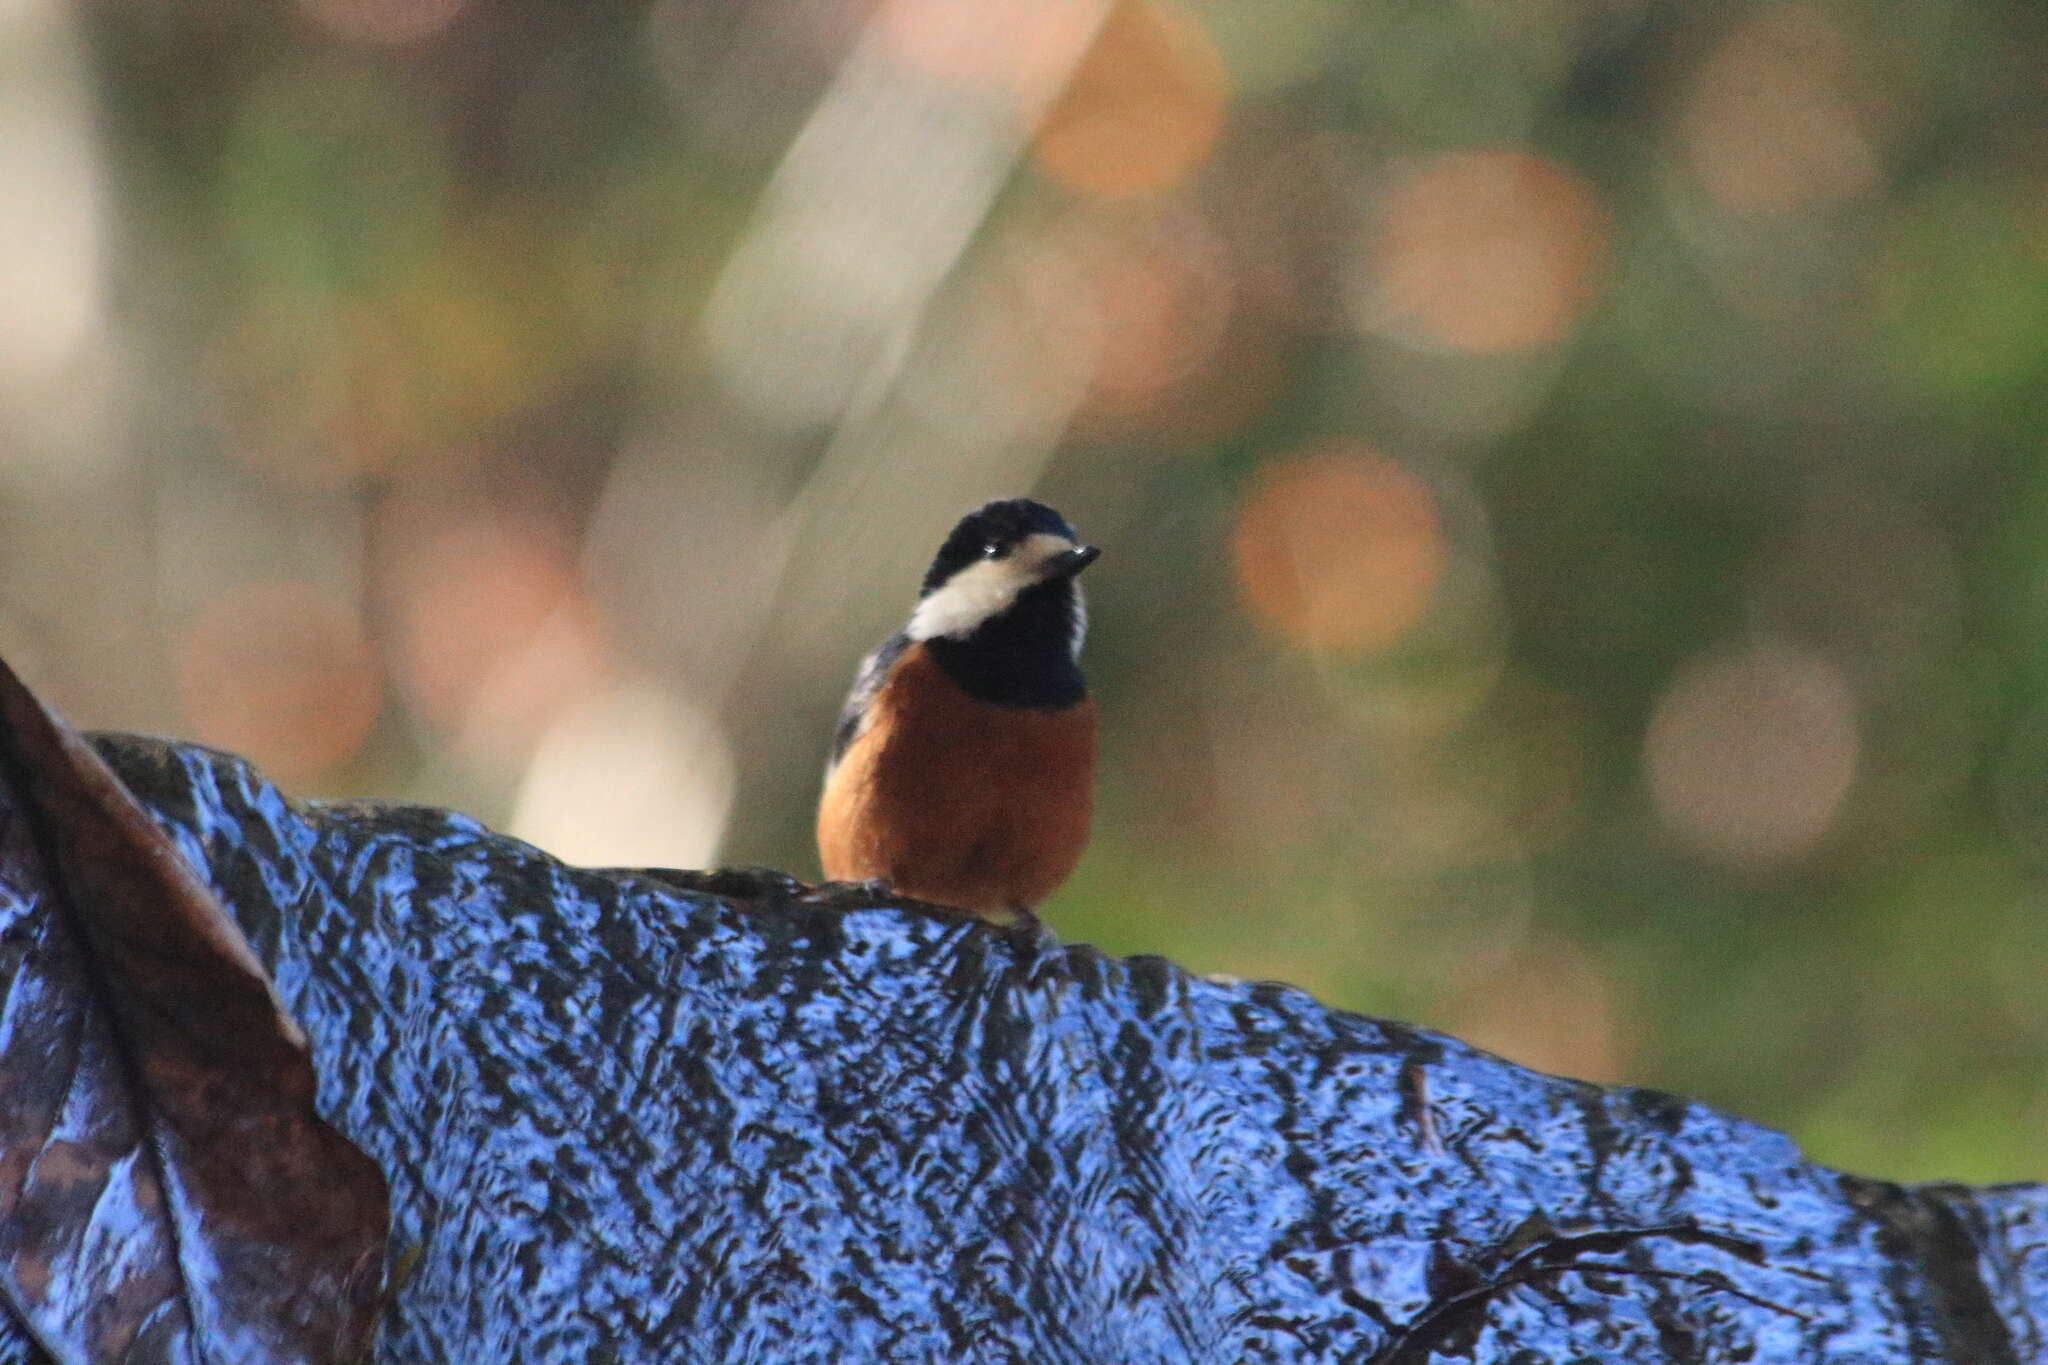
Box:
510, 679, 738, 871
1644, 640, 1859, 868
878, 0, 1106, 100
1232, 443, 1446, 652
391, 519, 611, 759
1360, 148, 1606, 353
1010, 206, 1237, 420
1443, 943, 1633, 1084
1032, 0, 1228, 199
176, 581, 383, 785
1680, 6, 1877, 217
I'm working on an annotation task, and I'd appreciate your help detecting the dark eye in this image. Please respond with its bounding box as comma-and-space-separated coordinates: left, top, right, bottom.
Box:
981, 541, 1002, 559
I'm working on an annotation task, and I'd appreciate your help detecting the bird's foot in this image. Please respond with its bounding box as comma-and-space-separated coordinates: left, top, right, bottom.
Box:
982, 903, 1043, 934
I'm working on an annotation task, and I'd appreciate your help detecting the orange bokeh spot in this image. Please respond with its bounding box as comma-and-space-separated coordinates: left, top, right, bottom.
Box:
878, 0, 1107, 101
1681, 7, 1877, 216
1644, 641, 1859, 868
176, 581, 383, 785
1033, 0, 1228, 199
1367, 148, 1606, 353
1232, 444, 1446, 652
1008, 207, 1235, 416
390, 519, 611, 758
1441, 944, 1633, 1084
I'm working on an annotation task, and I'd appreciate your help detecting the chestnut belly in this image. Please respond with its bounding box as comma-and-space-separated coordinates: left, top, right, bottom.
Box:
818, 646, 1095, 915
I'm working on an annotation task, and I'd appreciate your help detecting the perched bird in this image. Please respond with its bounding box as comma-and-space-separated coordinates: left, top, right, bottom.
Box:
817, 498, 1100, 920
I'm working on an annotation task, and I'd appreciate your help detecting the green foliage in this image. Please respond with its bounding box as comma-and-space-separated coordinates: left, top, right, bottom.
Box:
25, 0, 2048, 1186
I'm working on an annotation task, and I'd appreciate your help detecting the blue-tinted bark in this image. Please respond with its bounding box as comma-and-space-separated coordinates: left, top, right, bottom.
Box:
0, 729, 2042, 1362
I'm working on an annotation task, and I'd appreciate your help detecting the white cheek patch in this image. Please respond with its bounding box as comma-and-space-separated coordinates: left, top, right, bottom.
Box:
908, 533, 1075, 641
907, 558, 1032, 641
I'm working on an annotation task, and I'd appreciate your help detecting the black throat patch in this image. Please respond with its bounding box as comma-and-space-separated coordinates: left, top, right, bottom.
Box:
922, 579, 1086, 709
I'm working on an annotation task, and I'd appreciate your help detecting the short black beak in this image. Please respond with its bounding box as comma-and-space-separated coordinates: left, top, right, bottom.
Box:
1042, 544, 1101, 580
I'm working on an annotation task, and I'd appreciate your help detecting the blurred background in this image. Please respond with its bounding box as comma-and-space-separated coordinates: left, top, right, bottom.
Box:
4, 0, 2046, 1182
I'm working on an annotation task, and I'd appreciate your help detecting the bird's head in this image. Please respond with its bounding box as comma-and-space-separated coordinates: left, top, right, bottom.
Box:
908, 498, 1099, 654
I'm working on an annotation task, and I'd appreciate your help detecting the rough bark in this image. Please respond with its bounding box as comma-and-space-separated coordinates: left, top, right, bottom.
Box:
0, 674, 2041, 1361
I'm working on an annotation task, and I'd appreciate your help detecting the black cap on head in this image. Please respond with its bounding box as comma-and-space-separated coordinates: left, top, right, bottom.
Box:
921, 498, 1078, 597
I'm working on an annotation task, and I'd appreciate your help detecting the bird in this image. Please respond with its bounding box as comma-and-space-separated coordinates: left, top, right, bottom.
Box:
817, 498, 1100, 921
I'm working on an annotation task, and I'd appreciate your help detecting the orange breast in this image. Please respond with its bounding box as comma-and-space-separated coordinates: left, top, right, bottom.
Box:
817, 644, 1095, 916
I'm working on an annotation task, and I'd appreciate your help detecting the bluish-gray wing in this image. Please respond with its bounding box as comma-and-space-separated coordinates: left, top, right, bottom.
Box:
828, 632, 909, 774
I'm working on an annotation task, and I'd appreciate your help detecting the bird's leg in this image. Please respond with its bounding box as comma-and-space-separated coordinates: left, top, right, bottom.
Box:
986, 903, 1043, 934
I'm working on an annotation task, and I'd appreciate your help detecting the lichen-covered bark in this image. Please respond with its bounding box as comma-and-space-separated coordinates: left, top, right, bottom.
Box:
2, 731, 2044, 1362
